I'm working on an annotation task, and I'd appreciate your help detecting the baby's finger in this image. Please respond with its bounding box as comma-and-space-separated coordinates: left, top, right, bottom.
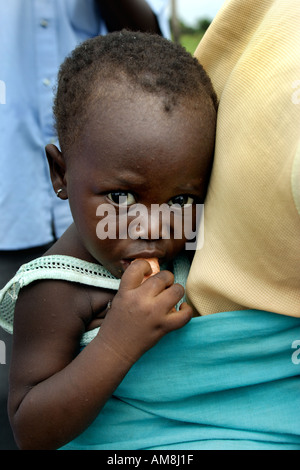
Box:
164, 302, 193, 332
139, 258, 160, 283
157, 282, 185, 311
142, 270, 175, 296
119, 259, 152, 290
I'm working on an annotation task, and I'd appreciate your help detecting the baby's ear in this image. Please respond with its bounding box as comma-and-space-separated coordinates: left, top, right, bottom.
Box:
45, 144, 68, 200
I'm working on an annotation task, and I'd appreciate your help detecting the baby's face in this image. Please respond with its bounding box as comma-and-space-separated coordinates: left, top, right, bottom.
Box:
64, 89, 215, 278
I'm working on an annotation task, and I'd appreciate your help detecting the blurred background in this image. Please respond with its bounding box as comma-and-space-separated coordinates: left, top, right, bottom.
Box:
170, 0, 225, 52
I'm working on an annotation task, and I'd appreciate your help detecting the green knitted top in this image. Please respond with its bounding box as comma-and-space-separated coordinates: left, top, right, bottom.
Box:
0, 254, 190, 346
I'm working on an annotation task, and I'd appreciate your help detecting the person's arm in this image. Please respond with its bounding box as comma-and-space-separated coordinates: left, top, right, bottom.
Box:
96, 0, 162, 34
8, 260, 192, 450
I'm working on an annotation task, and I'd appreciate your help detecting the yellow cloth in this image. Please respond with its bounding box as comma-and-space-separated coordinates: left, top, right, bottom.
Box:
187, 0, 300, 317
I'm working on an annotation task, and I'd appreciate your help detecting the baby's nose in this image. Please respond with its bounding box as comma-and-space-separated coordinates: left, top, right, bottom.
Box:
128, 204, 171, 240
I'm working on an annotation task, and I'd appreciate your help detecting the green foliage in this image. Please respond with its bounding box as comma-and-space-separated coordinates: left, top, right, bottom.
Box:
196, 18, 211, 33
174, 17, 210, 55
179, 17, 211, 35
180, 33, 204, 55
170, 17, 211, 54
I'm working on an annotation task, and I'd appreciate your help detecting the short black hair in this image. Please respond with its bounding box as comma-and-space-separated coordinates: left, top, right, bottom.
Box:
53, 30, 218, 153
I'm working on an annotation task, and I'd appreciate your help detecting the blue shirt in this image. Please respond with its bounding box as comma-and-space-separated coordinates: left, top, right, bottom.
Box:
0, 0, 170, 250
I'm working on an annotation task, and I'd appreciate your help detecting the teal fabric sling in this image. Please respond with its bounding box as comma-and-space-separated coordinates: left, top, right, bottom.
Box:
62, 310, 300, 450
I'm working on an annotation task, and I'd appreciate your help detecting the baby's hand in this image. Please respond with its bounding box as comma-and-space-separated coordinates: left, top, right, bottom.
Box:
98, 259, 193, 365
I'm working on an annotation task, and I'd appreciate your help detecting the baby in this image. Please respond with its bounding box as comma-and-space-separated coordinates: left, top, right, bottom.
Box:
2, 31, 217, 449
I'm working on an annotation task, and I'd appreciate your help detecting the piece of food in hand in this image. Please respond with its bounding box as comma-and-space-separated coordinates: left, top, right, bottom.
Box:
140, 257, 160, 283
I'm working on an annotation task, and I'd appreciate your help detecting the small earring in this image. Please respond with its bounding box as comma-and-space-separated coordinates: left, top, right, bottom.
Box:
56, 189, 63, 198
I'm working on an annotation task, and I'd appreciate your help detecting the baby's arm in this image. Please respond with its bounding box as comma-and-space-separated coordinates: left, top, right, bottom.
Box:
8, 260, 192, 450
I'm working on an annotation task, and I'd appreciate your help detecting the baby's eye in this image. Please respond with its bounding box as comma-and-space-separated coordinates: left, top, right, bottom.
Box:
168, 195, 195, 208
107, 192, 136, 206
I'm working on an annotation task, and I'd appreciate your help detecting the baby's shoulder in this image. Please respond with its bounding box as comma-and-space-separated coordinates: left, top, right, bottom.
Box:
15, 277, 96, 332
